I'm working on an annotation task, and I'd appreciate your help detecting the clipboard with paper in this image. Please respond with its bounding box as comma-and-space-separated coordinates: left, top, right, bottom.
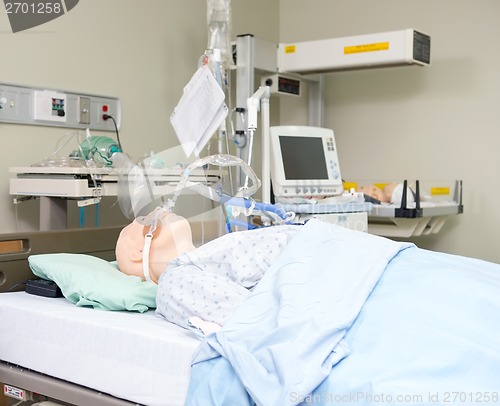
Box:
170, 65, 228, 157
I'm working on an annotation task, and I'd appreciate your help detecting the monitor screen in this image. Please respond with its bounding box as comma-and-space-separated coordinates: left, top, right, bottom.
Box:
279, 136, 328, 180
270, 125, 343, 198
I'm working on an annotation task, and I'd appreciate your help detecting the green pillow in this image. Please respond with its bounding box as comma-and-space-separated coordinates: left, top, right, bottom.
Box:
28, 253, 157, 313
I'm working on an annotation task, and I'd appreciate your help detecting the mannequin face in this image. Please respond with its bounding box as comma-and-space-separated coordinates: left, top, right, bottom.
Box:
115, 212, 195, 284
358, 185, 390, 203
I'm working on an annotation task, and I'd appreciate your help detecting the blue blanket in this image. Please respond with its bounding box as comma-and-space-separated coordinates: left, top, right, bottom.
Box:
185, 220, 413, 405
185, 219, 500, 405
313, 246, 500, 406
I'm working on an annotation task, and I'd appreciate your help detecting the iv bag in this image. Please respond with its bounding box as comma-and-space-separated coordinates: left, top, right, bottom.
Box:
206, 0, 232, 68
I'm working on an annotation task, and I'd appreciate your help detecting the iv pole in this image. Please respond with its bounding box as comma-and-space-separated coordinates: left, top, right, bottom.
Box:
235, 35, 324, 205
246, 85, 271, 203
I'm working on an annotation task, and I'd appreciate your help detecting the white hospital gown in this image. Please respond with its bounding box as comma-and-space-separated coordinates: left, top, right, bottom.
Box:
156, 225, 300, 330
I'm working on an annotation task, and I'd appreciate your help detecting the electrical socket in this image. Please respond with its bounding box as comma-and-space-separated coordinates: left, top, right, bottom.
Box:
78, 96, 91, 125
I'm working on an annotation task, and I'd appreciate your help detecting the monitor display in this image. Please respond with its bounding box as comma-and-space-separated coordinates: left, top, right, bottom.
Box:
279, 136, 328, 180
270, 125, 343, 198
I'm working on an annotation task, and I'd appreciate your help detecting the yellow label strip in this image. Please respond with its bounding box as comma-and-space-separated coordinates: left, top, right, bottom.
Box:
343, 182, 358, 190
344, 41, 389, 55
431, 187, 450, 196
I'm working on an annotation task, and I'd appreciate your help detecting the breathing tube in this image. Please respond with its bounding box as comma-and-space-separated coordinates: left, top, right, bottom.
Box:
164, 154, 261, 213
114, 151, 260, 218
163, 154, 294, 232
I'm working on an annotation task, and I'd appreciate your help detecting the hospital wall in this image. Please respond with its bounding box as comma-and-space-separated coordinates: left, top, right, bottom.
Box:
279, 0, 500, 263
0, 1, 278, 231
1, 0, 498, 264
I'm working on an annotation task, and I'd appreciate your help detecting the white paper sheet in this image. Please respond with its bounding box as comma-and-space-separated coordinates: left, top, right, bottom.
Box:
170, 66, 228, 157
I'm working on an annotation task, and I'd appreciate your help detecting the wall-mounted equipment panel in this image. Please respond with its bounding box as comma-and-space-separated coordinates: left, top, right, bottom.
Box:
278, 29, 430, 74
0, 83, 121, 131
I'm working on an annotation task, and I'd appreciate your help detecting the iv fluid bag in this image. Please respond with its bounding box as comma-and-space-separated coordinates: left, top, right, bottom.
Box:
207, 0, 232, 68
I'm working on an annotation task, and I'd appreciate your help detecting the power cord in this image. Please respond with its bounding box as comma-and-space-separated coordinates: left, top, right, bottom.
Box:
103, 114, 123, 151
7, 281, 27, 292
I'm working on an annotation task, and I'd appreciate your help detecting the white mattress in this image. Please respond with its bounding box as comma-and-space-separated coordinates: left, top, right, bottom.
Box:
0, 292, 200, 406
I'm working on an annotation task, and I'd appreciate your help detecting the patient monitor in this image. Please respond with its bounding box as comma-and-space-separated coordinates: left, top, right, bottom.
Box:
270, 126, 343, 198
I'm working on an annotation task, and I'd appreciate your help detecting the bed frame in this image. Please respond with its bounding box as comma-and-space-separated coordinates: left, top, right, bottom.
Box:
0, 226, 131, 405
1, 362, 137, 405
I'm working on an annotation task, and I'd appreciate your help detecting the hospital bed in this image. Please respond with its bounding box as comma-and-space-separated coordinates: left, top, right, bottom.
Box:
0, 223, 219, 406
1, 219, 500, 406
0, 293, 198, 406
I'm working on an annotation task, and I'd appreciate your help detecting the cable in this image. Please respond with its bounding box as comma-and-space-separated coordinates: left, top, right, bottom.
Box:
14, 200, 20, 232
7, 281, 27, 292
103, 114, 123, 151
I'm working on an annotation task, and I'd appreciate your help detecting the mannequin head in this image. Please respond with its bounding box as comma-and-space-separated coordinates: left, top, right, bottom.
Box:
358, 182, 415, 205
358, 184, 390, 203
115, 211, 195, 284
